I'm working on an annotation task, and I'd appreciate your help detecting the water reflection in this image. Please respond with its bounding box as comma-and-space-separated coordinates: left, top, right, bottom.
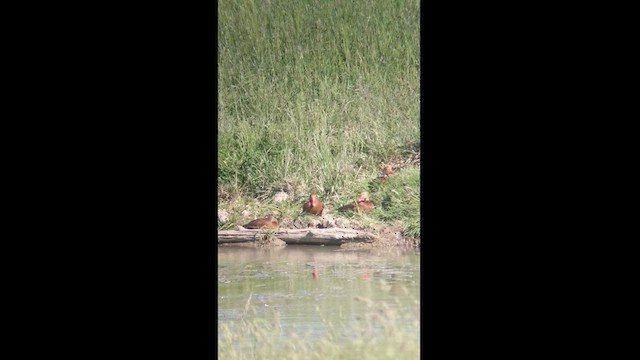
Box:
218, 245, 420, 342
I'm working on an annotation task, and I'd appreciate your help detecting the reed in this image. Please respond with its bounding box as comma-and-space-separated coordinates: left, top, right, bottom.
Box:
218, 297, 420, 360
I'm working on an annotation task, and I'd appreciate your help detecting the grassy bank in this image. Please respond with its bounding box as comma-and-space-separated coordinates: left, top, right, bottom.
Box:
218, 0, 420, 238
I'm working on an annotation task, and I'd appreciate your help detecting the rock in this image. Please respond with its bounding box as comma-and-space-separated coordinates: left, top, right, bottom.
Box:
273, 191, 288, 203
308, 219, 321, 228
335, 218, 351, 228
258, 235, 286, 247
241, 210, 251, 217
279, 217, 294, 229
321, 219, 336, 228
320, 214, 336, 228
218, 209, 230, 224
321, 214, 334, 221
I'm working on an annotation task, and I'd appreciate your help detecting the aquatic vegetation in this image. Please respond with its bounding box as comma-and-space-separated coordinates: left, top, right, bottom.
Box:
218, 297, 420, 360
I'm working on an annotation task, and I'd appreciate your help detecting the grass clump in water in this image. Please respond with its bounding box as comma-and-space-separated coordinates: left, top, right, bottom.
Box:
218, 297, 420, 360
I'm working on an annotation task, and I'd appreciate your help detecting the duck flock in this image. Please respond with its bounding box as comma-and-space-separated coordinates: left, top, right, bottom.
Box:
242, 166, 397, 229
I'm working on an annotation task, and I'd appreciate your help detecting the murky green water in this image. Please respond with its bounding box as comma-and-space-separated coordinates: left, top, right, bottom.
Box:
218, 245, 420, 357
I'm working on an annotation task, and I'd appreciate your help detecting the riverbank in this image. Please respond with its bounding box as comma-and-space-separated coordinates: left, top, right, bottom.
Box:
218, 152, 420, 249
218, 0, 420, 247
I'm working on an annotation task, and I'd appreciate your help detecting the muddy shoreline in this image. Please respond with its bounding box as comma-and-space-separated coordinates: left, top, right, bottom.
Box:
219, 212, 420, 249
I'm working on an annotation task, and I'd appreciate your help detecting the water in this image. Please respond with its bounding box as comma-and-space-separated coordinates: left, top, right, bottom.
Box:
218, 245, 420, 355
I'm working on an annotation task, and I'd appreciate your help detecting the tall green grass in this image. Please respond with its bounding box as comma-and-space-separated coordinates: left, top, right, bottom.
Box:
218, 0, 420, 199
368, 167, 421, 238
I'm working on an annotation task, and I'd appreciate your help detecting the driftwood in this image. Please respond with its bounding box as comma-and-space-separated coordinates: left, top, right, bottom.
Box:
217, 228, 377, 246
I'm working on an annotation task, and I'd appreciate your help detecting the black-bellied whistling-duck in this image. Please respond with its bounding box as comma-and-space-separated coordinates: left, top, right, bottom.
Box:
338, 192, 375, 214
242, 215, 279, 229
303, 193, 324, 215
378, 166, 397, 182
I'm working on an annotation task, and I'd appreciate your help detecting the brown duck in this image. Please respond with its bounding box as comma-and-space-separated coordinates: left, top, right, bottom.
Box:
378, 166, 397, 182
303, 193, 324, 215
338, 192, 375, 214
242, 215, 279, 229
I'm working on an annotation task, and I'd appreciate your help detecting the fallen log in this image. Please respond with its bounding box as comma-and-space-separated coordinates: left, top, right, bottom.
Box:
217, 228, 377, 246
